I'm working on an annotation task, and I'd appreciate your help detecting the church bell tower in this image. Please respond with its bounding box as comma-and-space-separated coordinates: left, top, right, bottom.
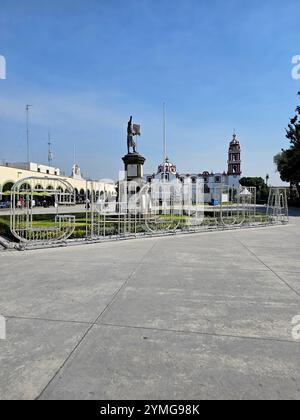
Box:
227, 133, 241, 176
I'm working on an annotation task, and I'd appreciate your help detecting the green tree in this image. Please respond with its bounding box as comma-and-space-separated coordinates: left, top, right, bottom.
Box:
274, 91, 300, 197
240, 177, 269, 203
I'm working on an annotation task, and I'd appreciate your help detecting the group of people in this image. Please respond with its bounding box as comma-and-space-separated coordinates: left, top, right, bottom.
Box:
16, 197, 51, 209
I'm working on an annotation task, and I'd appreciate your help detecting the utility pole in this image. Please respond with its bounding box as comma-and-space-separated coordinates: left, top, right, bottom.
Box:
26, 104, 32, 164
48, 130, 53, 166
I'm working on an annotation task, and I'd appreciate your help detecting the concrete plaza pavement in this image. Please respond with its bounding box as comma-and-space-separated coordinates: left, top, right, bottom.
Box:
0, 213, 300, 399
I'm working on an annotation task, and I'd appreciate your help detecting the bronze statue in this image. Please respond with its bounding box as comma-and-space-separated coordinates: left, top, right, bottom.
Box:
127, 116, 140, 154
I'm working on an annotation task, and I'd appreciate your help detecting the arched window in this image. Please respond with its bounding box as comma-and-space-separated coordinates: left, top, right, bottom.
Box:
204, 184, 210, 193
20, 182, 31, 191
2, 181, 14, 192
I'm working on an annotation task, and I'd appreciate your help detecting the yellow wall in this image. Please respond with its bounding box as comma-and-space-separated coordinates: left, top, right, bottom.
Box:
0, 165, 116, 195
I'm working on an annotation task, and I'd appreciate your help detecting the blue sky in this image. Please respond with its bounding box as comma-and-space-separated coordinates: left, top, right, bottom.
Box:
0, 0, 299, 183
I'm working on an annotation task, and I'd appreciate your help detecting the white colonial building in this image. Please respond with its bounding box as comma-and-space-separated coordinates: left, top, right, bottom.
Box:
145, 133, 242, 203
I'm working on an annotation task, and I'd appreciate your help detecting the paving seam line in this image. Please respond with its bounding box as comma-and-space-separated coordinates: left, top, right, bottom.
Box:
35, 239, 159, 400
230, 234, 300, 299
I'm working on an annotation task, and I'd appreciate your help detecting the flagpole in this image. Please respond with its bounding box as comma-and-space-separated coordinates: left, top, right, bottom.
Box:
163, 102, 167, 162
26, 104, 32, 164
163, 102, 167, 181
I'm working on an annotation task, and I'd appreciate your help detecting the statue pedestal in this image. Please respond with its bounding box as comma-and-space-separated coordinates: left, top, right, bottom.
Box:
122, 153, 146, 181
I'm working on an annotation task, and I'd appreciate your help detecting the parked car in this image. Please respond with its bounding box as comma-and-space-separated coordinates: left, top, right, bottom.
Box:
42, 199, 50, 208
209, 199, 219, 206
0, 201, 10, 209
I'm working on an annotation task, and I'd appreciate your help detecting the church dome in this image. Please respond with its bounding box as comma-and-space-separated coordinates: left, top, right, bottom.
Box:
157, 156, 177, 174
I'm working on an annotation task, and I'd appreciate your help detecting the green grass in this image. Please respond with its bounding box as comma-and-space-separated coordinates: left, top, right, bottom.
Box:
0, 211, 270, 242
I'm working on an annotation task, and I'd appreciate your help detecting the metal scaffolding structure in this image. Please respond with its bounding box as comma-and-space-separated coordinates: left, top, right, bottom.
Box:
266, 187, 289, 224
85, 183, 272, 240
8, 177, 289, 249
10, 177, 75, 245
